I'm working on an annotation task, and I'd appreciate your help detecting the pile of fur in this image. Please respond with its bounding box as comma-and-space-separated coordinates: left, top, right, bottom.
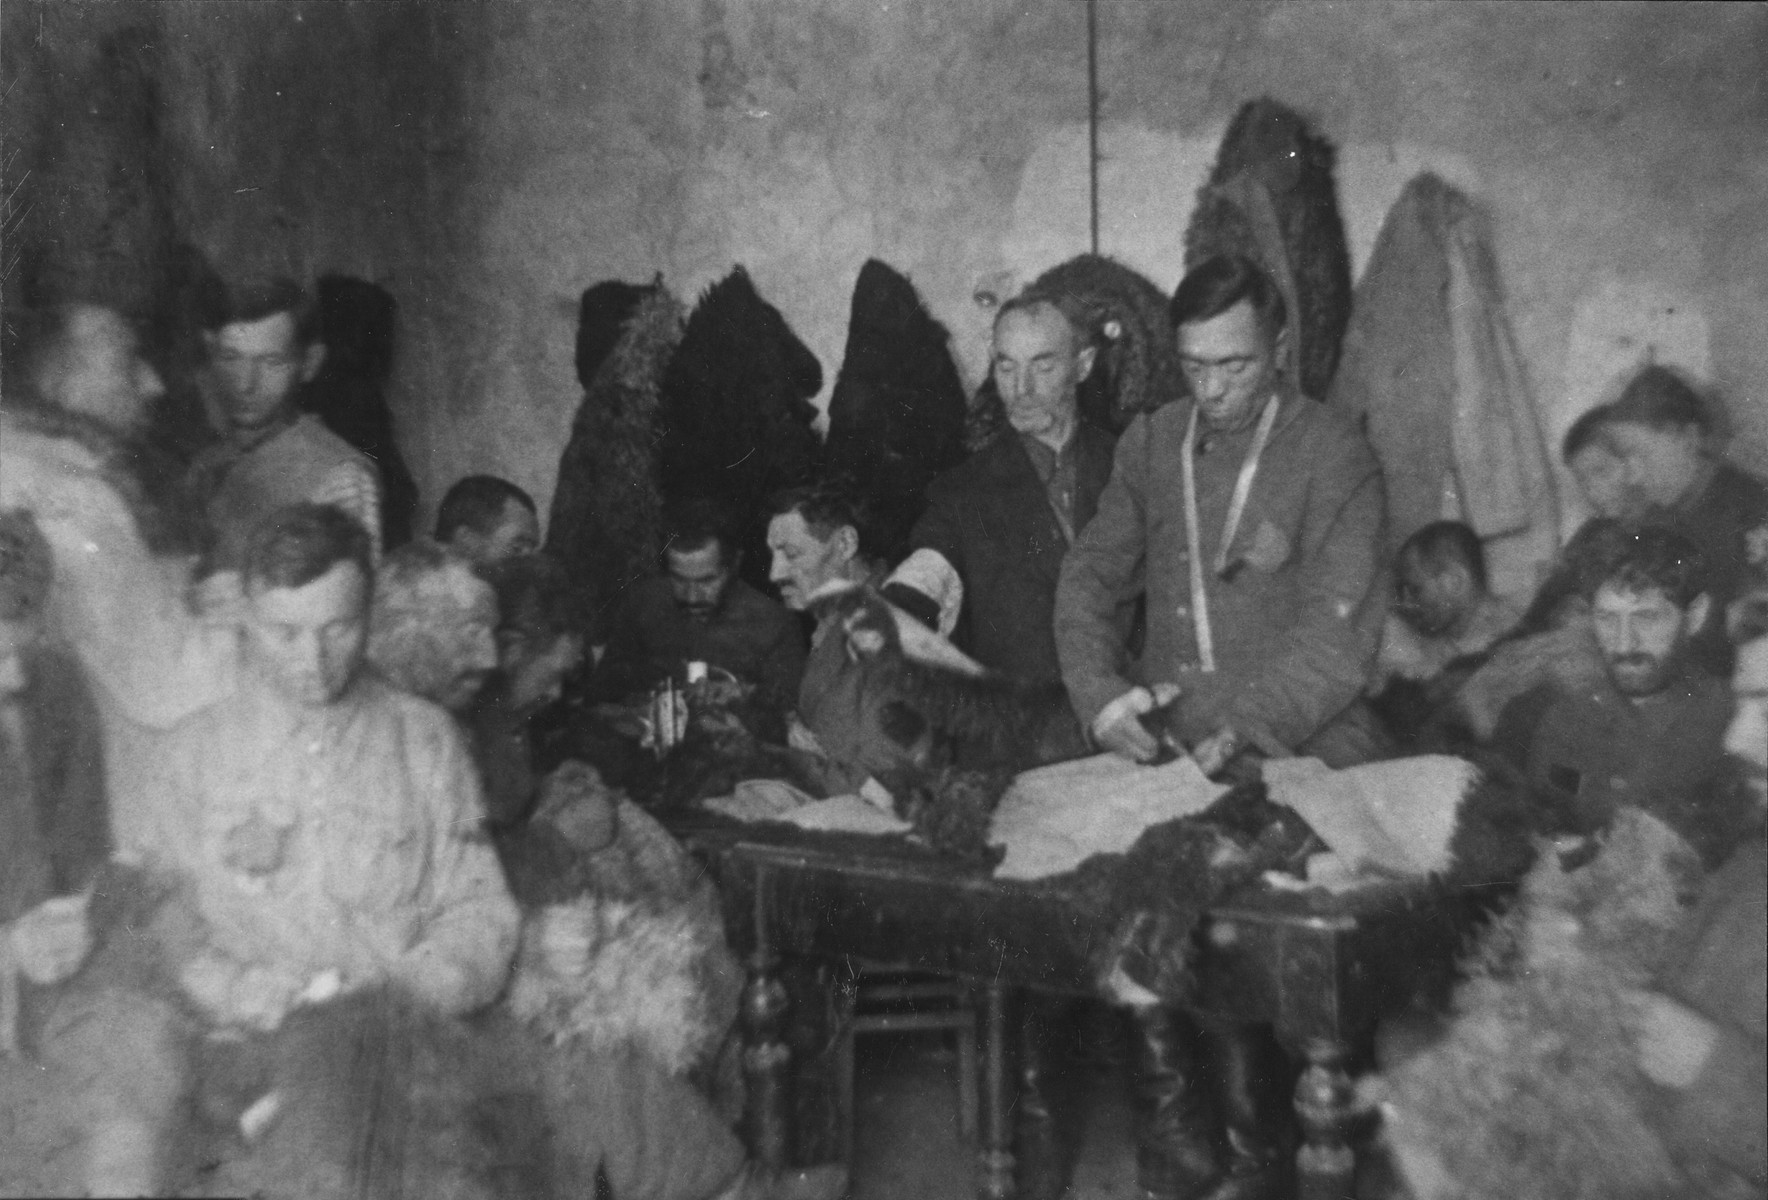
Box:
823, 259, 969, 563
544, 280, 684, 636
504, 785, 741, 1077
1029, 253, 1188, 431
1185, 97, 1353, 399
1369, 808, 1724, 1200
655, 267, 824, 592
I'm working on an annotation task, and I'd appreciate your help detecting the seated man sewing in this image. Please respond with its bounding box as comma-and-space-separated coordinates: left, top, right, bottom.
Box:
435, 474, 543, 569
594, 499, 806, 715
130, 504, 842, 1200
1490, 525, 1760, 867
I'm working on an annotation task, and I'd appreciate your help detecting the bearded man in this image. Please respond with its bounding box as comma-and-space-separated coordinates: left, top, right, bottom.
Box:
365, 539, 501, 713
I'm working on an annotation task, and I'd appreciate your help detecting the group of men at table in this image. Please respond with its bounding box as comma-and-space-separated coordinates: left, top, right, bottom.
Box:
1, 248, 1763, 1200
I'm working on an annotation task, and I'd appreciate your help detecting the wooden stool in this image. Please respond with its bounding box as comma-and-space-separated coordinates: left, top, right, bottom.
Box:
834, 970, 979, 1160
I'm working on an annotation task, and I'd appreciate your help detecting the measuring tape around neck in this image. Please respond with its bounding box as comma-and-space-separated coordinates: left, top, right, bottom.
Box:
1179, 393, 1281, 673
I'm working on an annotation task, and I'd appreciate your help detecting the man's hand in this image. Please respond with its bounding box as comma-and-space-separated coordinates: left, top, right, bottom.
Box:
1091, 684, 1182, 763
1191, 725, 1243, 777
1622, 987, 1719, 1089
179, 954, 300, 1031
8, 893, 93, 986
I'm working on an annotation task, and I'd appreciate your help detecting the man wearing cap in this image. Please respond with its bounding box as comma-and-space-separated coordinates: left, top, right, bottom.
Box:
1055, 254, 1387, 1200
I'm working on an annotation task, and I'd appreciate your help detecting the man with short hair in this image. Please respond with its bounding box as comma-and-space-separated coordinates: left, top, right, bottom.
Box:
1375, 521, 1522, 689
1055, 254, 1388, 1200
435, 475, 542, 568
594, 501, 805, 711
1494, 526, 1760, 868
884, 291, 1117, 759
365, 539, 501, 713
188, 278, 383, 567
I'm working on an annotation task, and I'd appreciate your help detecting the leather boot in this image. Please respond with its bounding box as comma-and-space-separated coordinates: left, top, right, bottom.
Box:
1129, 1007, 1217, 1199
1194, 1025, 1294, 1200
1015, 995, 1071, 1200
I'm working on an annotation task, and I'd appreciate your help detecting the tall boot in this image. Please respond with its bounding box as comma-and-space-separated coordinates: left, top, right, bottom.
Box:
1194, 1025, 1294, 1200
1129, 1007, 1217, 1199
1015, 996, 1071, 1200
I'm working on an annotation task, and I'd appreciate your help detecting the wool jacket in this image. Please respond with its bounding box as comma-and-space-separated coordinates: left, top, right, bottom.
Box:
135, 673, 519, 1030
911, 423, 1116, 686
1056, 388, 1386, 754
190, 414, 382, 567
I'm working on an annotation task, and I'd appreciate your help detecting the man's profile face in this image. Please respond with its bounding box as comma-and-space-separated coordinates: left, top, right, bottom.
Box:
407, 564, 500, 711
1567, 441, 1640, 522
243, 561, 369, 707
208, 312, 320, 433
1177, 300, 1284, 431
992, 304, 1092, 442
1725, 636, 1768, 806
667, 540, 736, 621
454, 501, 540, 567
1604, 421, 1704, 512
1393, 551, 1471, 638
53, 307, 166, 438
767, 511, 853, 612
1590, 582, 1703, 698
502, 632, 584, 716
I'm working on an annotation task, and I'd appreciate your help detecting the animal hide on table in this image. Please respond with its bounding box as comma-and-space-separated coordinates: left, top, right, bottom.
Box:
656, 267, 824, 594
1030, 253, 1188, 432
544, 280, 684, 636
1369, 808, 1739, 1200
823, 259, 969, 564
1185, 97, 1353, 401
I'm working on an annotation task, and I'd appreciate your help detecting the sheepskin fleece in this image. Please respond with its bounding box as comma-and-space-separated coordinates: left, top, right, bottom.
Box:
1369, 808, 1733, 1200
544, 279, 684, 636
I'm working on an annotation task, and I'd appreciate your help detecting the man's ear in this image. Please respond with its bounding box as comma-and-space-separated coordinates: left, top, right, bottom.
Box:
1686, 592, 1713, 636
1271, 324, 1293, 377
834, 524, 860, 565
1075, 343, 1098, 381
300, 342, 327, 384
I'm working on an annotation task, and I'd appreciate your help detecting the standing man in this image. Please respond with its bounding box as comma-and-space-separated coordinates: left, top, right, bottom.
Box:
1056, 254, 1387, 1200
189, 278, 383, 567
885, 291, 1117, 759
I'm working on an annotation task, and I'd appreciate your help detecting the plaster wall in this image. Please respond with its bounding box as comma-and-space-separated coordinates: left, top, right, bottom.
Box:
7, 1, 1766, 539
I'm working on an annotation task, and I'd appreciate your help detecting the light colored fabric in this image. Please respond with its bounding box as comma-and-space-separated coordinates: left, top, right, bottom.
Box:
702, 778, 817, 822
782, 794, 912, 835
988, 753, 1226, 881
193, 415, 382, 567
1264, 754, 1477, 880
886, 548, 964, 637
133, 674, 518, 1030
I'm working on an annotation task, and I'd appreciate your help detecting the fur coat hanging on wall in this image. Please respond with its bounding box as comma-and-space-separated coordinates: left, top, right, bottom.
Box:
1326, 172, 1561, 600
1030, 253, 1187, 432
655, 267, 824, 592
823, 259, 969, 564
1184, 97, 1354, 400
544, 280, 684, 639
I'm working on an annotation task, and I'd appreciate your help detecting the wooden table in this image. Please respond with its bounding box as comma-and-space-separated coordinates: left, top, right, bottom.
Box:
670, 814, 1492, 1200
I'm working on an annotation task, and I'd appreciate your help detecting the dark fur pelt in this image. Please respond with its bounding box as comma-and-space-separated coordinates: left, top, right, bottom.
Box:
544, 280, 684, 636
656, 267, 824, 593
574, 280, 648, 391
823, 259, 969, 563
1185, 98, 1353, 399
1030, 254, 1188, 430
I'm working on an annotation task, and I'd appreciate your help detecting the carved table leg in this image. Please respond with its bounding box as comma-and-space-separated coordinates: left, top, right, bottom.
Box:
1292, 1038, 1357, 1200
742, 868, 791, 1169
978, 983, 1017, 1200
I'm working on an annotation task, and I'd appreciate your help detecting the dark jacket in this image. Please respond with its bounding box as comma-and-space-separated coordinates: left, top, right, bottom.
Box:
911, 424, 1116, 685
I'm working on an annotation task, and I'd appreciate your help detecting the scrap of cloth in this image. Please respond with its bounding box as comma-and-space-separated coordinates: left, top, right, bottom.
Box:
988, 753, 1228, 881
702, 778, 912, 836
1263, 754, 1478, 880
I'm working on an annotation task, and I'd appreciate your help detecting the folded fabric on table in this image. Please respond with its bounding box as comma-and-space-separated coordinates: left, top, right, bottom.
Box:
701, 778, 913, 837
1263, 754, 1478, 881
988, 753, 1228, 881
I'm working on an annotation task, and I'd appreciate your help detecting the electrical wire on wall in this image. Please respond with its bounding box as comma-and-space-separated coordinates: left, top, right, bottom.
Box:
1087, 0, 1100, 254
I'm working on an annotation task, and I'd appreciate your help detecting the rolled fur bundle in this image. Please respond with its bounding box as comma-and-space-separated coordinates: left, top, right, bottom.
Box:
1185, 98, 1353, 399
1029, 253, 1187, 431
823, 259, 969, 563
544, 279, 684, 636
